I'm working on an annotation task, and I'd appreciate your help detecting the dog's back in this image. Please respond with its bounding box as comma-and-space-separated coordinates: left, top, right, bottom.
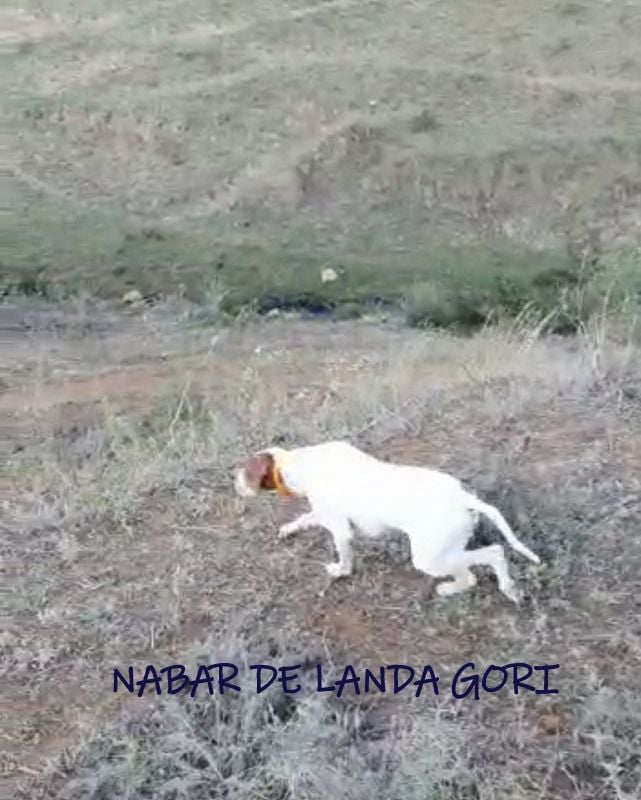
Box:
287, 440, 466, 533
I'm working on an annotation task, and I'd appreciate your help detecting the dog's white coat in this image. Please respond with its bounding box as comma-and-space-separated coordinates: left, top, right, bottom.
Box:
235, 441, 540, 603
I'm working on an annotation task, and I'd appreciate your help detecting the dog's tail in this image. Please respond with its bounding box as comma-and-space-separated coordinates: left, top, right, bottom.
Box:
466, 494, 540, 564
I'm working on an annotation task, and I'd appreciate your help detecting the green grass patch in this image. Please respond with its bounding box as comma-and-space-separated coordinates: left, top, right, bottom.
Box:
212, 240, 610, 333
3, 196, 639, 333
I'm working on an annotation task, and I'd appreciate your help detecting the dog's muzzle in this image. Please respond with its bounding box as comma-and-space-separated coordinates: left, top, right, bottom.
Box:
234, 469, 256, 497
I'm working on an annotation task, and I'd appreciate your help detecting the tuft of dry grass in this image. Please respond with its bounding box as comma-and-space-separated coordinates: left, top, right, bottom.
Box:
23, 632, 477, 800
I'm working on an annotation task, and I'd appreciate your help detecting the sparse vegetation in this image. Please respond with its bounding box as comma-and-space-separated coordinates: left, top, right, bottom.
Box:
3, 1, 641, 798
3, 301, 641, 798
28, 633, 473, 800
4, 238, 639, 333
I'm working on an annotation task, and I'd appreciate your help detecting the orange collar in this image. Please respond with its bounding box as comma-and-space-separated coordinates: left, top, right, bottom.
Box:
270, 464, 296, 497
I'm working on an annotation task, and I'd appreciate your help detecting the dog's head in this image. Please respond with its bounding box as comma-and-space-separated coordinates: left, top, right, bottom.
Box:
234, 448, 296, 498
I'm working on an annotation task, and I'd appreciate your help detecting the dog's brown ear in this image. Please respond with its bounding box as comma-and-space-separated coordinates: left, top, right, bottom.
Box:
244, 452, 277, 492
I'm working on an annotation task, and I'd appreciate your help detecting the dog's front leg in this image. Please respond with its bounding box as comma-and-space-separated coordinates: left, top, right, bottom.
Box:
278, 510, 319, 540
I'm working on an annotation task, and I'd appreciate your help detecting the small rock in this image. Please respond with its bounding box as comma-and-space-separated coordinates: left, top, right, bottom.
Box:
537, 706, 569, 736
266, 308, 281, 318
122, 289, 143, 305
321, 268, 338, 284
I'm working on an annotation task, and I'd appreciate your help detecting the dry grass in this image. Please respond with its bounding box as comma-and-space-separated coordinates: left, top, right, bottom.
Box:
2, 298, 641, 799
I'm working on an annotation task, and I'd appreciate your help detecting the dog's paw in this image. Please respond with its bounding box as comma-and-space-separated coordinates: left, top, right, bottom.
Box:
278, 523, 297, 540
502, 582, 523, 604
325, 562, 351, 579
436, 581, 461, 597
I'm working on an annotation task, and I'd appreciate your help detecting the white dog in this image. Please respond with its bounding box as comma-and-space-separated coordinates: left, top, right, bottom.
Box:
234, 440, 540, 603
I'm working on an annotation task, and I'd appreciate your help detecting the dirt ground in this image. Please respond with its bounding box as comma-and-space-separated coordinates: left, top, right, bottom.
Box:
2, 298, 641, 798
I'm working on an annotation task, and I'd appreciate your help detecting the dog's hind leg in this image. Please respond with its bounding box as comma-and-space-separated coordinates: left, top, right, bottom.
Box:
435, 568, 478, 597
322, 515, 354, 578
441, 545, 522, 603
